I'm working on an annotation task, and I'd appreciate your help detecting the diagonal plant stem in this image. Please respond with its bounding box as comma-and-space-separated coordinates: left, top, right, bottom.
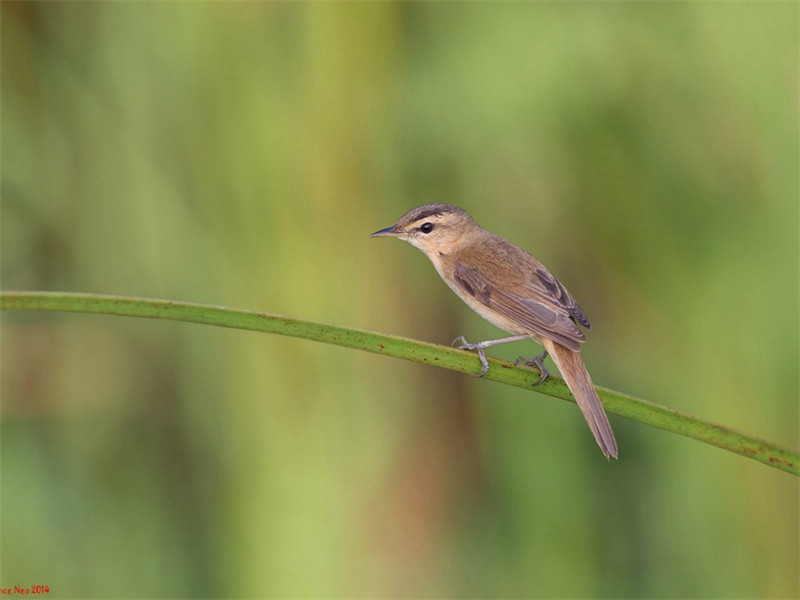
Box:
2, 291, 798, 476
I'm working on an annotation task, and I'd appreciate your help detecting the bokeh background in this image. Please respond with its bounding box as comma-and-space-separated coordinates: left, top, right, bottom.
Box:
2, 2, 798, 598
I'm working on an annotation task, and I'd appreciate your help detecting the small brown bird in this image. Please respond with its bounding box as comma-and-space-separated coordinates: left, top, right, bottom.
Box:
371, 203, 618, 459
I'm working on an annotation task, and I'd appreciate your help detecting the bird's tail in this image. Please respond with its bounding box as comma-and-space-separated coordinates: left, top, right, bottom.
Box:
542, 338, 618, 459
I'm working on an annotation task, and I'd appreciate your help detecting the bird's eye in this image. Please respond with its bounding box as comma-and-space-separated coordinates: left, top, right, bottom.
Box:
420, 222, 434, 234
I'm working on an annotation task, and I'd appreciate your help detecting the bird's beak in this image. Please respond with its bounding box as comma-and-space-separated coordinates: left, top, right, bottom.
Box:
370, 225, 401, 238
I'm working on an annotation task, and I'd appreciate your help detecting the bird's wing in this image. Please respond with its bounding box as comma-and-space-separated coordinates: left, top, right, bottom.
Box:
452, 261, 587, 351
533, 266, 592, 329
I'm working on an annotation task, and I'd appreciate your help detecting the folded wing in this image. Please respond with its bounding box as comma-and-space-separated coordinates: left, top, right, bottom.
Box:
453, 261, 588, 351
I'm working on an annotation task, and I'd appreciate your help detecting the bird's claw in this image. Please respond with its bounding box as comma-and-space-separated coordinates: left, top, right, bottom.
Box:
452, 336, 490, 378
451, 335, 470, 350
515, 351, 550, 385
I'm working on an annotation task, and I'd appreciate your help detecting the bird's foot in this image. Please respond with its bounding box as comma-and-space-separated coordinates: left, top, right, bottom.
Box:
452, 335, 490, 377
515, 351, 550, 385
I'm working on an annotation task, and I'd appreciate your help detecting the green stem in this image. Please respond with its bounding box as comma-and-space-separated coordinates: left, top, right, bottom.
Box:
2, 291, 797, 476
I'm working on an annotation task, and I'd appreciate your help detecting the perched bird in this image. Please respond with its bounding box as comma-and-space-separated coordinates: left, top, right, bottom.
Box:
371, 203, 618, 459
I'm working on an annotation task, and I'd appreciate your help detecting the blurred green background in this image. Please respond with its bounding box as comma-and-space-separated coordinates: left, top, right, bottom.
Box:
2, 2, 798, 598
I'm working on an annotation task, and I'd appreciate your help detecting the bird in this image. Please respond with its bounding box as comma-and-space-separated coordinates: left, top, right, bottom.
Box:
371, 203, 618, 459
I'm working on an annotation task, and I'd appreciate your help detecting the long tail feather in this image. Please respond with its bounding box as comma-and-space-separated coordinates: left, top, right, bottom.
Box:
542, 338, 618, 459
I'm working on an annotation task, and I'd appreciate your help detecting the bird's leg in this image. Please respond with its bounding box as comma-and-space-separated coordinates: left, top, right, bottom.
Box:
452, 334, 533, 378
515, 351, 550, 385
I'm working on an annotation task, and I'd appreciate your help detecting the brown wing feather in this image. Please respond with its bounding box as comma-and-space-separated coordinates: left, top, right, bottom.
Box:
534, 267, 591, 329
452, 262, 586, 351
